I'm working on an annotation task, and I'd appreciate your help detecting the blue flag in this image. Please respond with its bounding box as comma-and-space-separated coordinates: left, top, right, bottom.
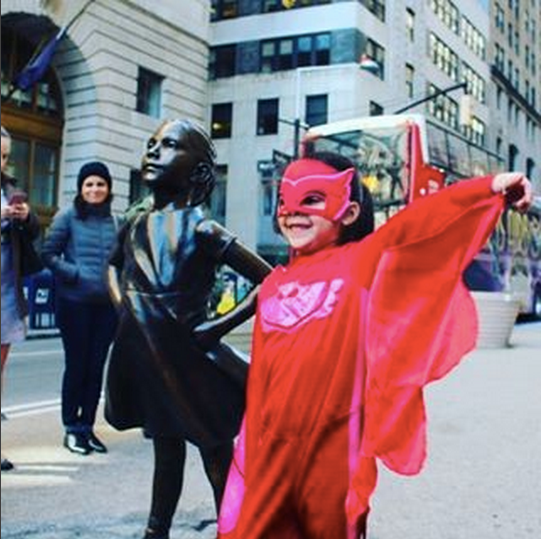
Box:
13, 27, 66, 91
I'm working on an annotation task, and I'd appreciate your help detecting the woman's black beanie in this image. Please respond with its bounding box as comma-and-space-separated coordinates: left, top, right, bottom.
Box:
77, 161, 112, 192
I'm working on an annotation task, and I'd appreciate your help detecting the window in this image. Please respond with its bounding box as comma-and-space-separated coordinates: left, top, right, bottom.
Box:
129, 168, 151, 206
260, 33, 330, 73
211, 103, 233, 139
360, 0, 386, 22
364, 39, 385, 79
259, 160, 279, 216
257, 99, 279, 135
429, 33, 459, 81
495, 4, 505, 31
461, 16, 486, 59
508, 144, 519, 171
427, 83, 459, 130
262, 0, 331, 12
462, 116, 486, 147
305, 94, 328, 127
369, 101, 384, 116
462, 62, 486, 103
495, 44, 505, 71
136, 67, 163, 118
209, 45, 237, 79
211, 0, 238, 21
1, 26, 63, 228
406, 8, 415, 42
525, 158, 535, 181
208, 165, 227, 225
8, 136, 59, 208
430, 0, 459, 34
405, 63, 415, 98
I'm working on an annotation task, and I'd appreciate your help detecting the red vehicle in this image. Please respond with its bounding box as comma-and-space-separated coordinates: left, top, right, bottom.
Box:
304, 113, 540, 318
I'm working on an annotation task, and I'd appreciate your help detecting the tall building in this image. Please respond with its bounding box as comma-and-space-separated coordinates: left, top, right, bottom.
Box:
1, 0, 211, 230
489, 0, 540, 185
209, 0, 509, 262
2, 0, 538, 253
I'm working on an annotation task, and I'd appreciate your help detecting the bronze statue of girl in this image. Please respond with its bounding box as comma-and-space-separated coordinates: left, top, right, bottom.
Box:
105, 119, 271, 539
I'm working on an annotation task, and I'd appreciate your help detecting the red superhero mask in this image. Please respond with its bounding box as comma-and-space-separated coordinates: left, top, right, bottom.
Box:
277, 159, 354, 221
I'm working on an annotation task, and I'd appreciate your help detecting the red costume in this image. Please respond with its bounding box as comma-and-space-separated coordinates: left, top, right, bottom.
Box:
218, 176, 504, 538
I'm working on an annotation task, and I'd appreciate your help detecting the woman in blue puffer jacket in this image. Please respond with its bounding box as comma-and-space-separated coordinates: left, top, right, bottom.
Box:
42, 161, 120, 456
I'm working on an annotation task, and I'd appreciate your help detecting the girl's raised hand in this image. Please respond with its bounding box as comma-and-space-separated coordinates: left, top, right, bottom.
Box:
492, 172, 533, 213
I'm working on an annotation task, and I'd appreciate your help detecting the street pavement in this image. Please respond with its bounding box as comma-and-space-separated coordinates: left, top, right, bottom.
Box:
1, 322, 540, 538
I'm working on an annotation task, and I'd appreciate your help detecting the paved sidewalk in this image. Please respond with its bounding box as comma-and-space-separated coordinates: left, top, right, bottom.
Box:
2, 322, 540, 539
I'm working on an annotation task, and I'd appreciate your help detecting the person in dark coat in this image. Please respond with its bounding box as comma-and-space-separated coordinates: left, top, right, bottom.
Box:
104, 119, 271, 539
1, 125, 40, 472
42, 161, 120, 456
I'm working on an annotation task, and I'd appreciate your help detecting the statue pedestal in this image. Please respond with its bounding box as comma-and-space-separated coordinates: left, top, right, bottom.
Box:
472, 291, 520, 349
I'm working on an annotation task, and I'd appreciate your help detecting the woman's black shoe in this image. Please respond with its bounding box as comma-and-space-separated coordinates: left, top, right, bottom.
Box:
1, 458, 14, 471
63, 433, 91, 455
87, 432, 107, 453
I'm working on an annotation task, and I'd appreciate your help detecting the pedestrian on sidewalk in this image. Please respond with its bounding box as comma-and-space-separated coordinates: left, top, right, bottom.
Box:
1, 125, 41, 472
105, 119, 271, 539
42, 161, 120, 456
217, 149, 533, 539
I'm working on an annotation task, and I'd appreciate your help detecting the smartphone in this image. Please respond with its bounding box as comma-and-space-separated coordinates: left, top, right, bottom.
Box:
8, 190, 28, 205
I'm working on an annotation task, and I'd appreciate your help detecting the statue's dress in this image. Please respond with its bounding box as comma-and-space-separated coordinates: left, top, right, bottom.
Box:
105, 205, 244, 446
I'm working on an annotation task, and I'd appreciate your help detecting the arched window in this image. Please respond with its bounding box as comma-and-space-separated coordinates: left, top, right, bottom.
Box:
1, 23, 64, 228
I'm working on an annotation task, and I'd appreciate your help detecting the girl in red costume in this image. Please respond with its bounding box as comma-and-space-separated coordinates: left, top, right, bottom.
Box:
217, 149, 533, 539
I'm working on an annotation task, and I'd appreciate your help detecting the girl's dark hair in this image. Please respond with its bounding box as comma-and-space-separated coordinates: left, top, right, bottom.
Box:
273, 150, 375, 244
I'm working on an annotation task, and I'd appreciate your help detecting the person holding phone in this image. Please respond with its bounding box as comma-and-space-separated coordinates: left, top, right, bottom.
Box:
1, 126, 40, 472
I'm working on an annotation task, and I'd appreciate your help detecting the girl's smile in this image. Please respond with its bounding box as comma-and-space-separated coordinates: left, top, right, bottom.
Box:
279, 211, 340, 255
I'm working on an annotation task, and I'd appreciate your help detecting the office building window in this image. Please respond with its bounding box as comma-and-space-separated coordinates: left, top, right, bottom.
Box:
429, 33, 459, 81
207, 164, 227, 225
211, 103, 233, 139
305, 94, 328, 127
209, 45, 237, 79
257, 99, 279, 135
129, 168, 151, 206
369, 101, 384, 116
461, 16, 486, 59
262, 0, 331, 12
259, 160, 279, 216
360, 0, 385, 22
364, 39, 385, 79
136, 67, 163, 118
211, 0, 238, 21
405, 63, 415, 98
508, 144, 519, 171
525, 158, 535, 181
427, 83, 459, 130
430, 0, 460, 34
462, 62, 486, 104
406, 8, 415, 42
261, 33, 330, 73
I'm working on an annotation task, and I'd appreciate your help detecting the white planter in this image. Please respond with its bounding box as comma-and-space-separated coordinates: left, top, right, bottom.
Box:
472, 291, 520, 349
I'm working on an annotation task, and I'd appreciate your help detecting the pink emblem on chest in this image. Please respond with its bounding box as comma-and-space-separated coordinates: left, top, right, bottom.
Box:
261, 278, 344, 332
